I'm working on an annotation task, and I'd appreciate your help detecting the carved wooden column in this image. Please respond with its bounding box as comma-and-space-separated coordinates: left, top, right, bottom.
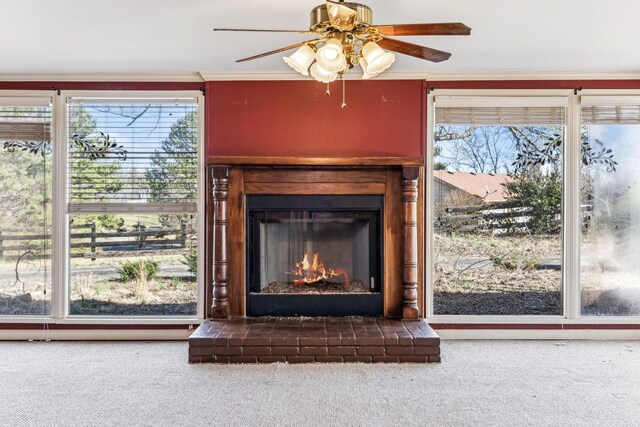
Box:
211, 166, 230, 318
402, 166, 420, 319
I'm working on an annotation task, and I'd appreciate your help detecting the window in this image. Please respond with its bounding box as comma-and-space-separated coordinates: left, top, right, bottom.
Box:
0, 97, 52, 316
66, 96, 200, 316
580, 98, 640, 316
431, 97, 566, 316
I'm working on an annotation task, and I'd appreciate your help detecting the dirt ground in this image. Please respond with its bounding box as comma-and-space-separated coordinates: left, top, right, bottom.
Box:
434, 232, 640, 316
0, 256, 197, 316
433, 233, 563, 315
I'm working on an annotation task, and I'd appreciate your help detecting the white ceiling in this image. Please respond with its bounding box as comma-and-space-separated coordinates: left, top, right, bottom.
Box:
1, 0, 639, 77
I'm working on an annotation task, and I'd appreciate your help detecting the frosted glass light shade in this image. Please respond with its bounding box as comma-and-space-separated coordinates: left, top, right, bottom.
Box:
362, 42, 395, 75
359, 57, 377, 79
283, 45, 316, 76
316, 38, 347, 72
310, 62, 338, 83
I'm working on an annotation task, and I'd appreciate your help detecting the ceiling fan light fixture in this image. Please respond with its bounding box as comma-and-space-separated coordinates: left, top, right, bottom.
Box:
283, 45, 316, 76
362, 42, 396, 75
315, 38, 347, 72
310, 62, 338, 83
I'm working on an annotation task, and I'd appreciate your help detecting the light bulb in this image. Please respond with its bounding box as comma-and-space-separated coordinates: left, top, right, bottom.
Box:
316, 38, 347, 73
310, 62, 338, 83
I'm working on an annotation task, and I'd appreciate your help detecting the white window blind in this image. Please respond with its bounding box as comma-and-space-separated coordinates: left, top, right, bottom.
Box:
435, 97, 567, 125
66, 98, 198, 213
0, 102, 51, 145
581, 105, 640, 125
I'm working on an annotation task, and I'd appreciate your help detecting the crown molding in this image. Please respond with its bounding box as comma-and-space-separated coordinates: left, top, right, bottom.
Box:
2, 71, 639, 83
0, 73, 204, 82
199, 71, 640, 82
425, 71, 640, 81
198, 71, 432, 81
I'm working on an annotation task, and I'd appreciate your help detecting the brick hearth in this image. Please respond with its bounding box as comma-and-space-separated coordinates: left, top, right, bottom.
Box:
189, 317, 440, 364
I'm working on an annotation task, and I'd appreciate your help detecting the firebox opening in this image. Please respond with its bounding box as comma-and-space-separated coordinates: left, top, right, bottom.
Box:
246, 195, 383, 316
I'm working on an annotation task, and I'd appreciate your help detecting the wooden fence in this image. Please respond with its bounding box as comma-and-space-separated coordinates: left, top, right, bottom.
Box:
0, 222, 190, 261
435, 203, 592, 234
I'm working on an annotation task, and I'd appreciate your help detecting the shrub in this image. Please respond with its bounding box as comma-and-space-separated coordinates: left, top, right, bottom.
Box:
97, 214, 125, 230
490, 253, 540, 271
182, 249, 197, 274
504, 172, 562, 235
118, 259, 159, 283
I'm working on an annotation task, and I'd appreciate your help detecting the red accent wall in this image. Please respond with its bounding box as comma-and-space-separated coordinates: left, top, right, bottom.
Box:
206, 80, 426, 159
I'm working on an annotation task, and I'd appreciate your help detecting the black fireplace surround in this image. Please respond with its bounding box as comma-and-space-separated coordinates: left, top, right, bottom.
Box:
246, 194, 383, 316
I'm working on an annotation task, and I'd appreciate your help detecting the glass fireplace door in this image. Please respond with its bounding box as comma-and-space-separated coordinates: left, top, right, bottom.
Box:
247, 195, 383, 316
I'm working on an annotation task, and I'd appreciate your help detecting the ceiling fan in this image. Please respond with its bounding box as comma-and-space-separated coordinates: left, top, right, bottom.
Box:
214, 1, 470, 82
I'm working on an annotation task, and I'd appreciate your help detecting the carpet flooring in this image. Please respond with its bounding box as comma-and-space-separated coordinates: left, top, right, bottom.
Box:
0, 340, 639, 426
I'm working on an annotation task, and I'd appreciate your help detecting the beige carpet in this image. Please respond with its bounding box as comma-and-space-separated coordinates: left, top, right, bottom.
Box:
0, 340, 638, 426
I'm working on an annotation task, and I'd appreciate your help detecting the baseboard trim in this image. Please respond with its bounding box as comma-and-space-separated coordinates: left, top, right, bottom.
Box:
0, 328, 193, 341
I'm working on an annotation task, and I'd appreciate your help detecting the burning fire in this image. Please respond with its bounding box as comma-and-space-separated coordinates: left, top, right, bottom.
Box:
290, 252, 350, 287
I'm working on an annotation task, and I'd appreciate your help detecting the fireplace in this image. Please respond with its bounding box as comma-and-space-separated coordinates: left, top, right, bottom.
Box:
246, 195, 383, 316
190, 161, 439, 364
207, 163, 422, 320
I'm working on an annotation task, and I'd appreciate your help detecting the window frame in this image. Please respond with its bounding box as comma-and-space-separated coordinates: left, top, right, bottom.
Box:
0, 90, 205, 324
0, 91, 55, 322
426, 89, 640, 325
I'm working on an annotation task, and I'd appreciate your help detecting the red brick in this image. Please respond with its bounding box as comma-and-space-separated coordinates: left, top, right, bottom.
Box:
386, 346, 414, 356
399, 355, 429, 363
299, 337, 327, 346
327, 336, 342, 346
188, 356, 201, 364
213, 346, 243, 356
243, 337, 271, 346
414, 337, 439, 346
355, 336, 385, 346
328, 346, 356, 356
341, 336, 357, 346
372, 356, 400, 363
213, 337, 230, 346
429, 355, 442, 363
356, 346, 385, 356
383, 335, 400, 345
299, 347, 328, 356
415, 346, 440, 356
243, 346, 272, 356
271, 347, 298, 356
286, 356, 315, 364
229, 356, 258, 364
314, 356, 344, 363
397, 336, 414, 345
228, 336, 244, 346
189, 346, 214, 357
343, 356, 372, 363
271, 337, 298, 346
189, 337, 215, 346
258, 356, 287, 363
214, 356, 230, 363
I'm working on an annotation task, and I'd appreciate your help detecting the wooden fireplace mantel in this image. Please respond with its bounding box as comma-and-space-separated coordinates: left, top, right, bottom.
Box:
207, 156, 424, 167
207, 161, 424, 319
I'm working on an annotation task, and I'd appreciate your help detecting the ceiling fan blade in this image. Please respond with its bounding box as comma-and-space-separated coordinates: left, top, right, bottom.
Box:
378, 38, 451, 62
326, 1, 357, 31
214, 28, 309, 33
236, 39, 320, 63
376, 23, 471, 36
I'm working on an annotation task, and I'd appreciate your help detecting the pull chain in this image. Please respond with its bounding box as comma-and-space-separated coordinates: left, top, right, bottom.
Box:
326, 82, 330, 96
341, 78, 347, 109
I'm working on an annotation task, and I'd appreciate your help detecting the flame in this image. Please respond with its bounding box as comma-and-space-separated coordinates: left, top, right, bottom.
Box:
290, 252, 350, 287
